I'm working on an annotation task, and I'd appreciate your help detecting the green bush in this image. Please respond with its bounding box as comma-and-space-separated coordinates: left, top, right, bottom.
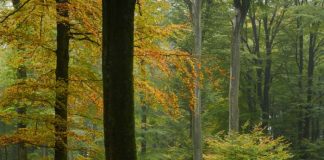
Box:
204, 128, 293, 160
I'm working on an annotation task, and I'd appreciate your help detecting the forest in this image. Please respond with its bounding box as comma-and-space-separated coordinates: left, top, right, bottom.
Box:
0, 0, 323, 159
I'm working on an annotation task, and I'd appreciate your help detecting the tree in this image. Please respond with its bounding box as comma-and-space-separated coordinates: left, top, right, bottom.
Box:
183, 0, 203, 158
295, 0, 305, 143
261, 0, 286, 128
192, 0, 202, 159
102, 0, 136, 159
55, 0, 70, 159
229, 0, 250, 132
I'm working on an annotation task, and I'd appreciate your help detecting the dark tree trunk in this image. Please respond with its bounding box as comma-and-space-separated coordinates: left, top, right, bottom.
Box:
304, 32, 316, 140
102, 0, 136, 159
296, 15, 304, 142
251, 17, 262, 111
249, 7, 262, 123
262, 14, 271, 129
260, 0, 285, 131
54, 0, 70, 160
246, 70, 256, 112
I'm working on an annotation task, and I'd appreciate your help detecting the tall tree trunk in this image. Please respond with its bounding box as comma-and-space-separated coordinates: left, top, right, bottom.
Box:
229, 0, 250, 133
259, 0, 285, 130
249, 7, 262, 124
304, 32, 316, 140
192, 0, 202, 159
296, 9, 304, 142
54, 0, 70, 159
308, 32, 317, 141
102, 0, 136, 159
262, 14, 271, 129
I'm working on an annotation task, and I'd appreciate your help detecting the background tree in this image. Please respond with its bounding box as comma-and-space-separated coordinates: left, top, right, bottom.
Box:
229, 0, 250, 132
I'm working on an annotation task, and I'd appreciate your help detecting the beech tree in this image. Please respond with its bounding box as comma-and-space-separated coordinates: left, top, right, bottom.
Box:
192, 0, 202, 159
102, 0, 136, 159
55, 0, 70, 159
229, 0, 250, 132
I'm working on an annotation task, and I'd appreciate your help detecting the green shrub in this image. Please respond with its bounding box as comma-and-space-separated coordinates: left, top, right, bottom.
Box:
204, 128, 293, 160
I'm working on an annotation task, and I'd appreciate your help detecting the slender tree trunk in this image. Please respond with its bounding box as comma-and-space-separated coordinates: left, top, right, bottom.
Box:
308, 32, 317, 141
304, 32, 316, 140
296, 16, 305, 142
102, 0, 136, 159
262, 11, 272, 129
229, 0, 249, 133
245, 69, 257, 123
54, 0, 70, 160
192, 0, 202, 159
251, 16, 262, 101
249, 9, 262, 123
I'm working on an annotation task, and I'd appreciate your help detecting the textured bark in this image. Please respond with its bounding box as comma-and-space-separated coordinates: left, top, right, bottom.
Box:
229, 8, 241, 132
229, 0, 249, 133
54, 0, 70, 160
192, 0, 202, 159
102, 0, 136, 159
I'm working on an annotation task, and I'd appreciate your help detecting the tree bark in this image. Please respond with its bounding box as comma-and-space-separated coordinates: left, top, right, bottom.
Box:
229, 0, 249, 133
102, 0, 136, 159
192, 0, 202, 159
54, 0, 70, 160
